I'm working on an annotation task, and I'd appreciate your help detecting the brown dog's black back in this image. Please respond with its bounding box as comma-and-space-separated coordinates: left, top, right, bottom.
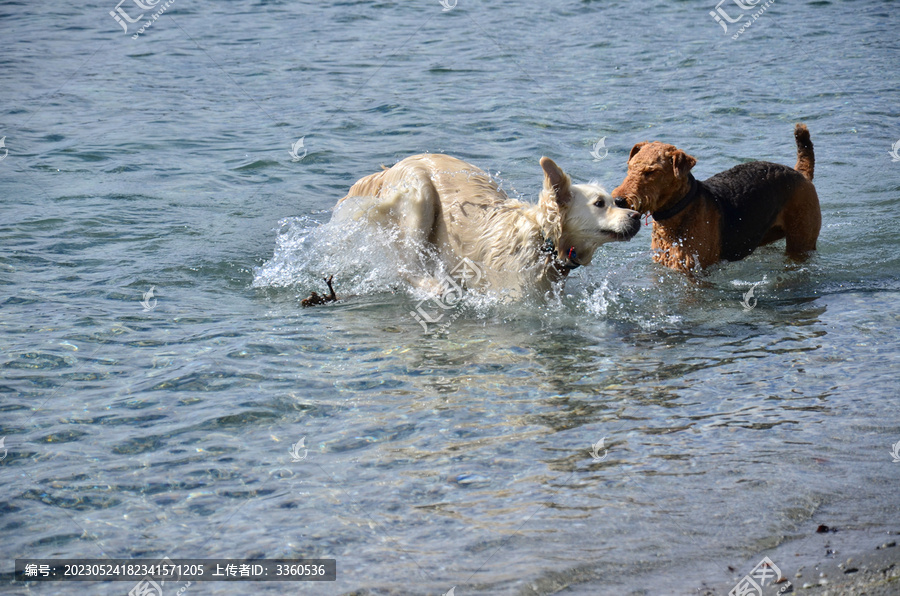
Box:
701, 162, 808, 261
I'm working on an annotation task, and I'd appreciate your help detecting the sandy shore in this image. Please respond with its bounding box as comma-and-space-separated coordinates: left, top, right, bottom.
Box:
696, 527, 900, 596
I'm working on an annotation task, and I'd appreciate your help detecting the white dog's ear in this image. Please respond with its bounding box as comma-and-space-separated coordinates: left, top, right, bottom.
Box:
540, 157, 572, 205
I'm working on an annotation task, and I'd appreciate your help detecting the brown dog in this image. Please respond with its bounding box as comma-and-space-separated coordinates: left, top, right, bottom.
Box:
611, 124, 821, 272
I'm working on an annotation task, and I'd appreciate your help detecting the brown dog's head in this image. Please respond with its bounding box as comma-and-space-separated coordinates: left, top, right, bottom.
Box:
611, 141, 697, 213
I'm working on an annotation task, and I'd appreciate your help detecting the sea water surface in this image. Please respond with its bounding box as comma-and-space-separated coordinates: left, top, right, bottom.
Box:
2, 1, 899, 594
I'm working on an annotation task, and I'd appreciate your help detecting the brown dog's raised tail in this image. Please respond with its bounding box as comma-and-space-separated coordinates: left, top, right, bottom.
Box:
794, 123, 814, 181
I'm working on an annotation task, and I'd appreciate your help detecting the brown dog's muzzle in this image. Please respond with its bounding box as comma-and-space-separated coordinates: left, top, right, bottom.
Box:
614, 195, 641, 212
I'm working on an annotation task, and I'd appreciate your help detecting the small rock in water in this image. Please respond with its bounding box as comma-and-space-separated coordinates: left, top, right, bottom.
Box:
816, 524, 837, 533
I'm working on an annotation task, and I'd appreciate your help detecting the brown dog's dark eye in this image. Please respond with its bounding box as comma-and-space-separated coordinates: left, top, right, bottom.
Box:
641, 170, 654, 178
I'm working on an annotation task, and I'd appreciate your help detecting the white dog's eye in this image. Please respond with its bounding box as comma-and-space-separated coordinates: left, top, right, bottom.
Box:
594, 199, 605, 208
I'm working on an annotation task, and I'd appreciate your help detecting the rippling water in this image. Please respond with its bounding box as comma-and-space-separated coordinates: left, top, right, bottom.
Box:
2, 1, 899, 594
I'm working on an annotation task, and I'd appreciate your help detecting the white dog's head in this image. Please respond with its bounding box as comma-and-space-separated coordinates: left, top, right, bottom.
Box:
539, 157, 641, 267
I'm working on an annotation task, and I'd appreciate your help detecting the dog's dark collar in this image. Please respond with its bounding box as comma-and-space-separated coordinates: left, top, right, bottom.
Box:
652, 175, 699, 221
541, 236, 581, 271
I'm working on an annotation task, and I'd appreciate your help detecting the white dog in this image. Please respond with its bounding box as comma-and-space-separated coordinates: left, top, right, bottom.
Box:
331, 154, 640, 298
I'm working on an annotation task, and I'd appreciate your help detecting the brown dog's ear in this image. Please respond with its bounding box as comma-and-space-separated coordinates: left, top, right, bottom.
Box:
671, 150, 697, 179
540, 156, 572, 205
628, 142, 648, 163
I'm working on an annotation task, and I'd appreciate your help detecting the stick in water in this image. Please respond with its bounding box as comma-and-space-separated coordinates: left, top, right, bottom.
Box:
301, 276, 339, 307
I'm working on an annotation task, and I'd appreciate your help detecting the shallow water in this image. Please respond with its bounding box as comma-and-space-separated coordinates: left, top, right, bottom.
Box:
2, 1, 899, 594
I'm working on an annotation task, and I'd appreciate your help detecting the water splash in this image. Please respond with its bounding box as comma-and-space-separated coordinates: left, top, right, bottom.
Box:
253, 209, 691, 331
252, 213, 410, 296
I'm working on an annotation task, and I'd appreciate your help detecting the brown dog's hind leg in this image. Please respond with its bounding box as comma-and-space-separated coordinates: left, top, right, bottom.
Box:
782, 183, 821, 258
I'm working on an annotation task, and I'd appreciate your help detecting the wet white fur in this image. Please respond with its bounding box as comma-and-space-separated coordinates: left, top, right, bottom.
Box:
331, 154, 639, 297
